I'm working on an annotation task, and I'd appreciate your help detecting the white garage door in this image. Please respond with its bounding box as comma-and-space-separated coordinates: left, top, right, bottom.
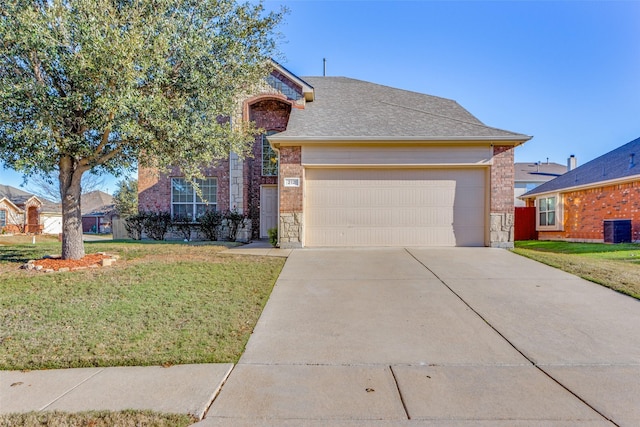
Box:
305, 168, 486, 247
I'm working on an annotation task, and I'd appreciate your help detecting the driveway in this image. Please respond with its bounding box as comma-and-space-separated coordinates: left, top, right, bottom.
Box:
200, 248, 640, 426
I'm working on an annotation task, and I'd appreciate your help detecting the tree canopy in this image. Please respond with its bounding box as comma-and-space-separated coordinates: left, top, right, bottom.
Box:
0, 0, 285, 258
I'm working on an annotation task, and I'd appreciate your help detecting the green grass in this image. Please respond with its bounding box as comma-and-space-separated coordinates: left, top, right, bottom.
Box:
513, 241, 640, 299
0, 238, 285, 370
0, 410, 194, 427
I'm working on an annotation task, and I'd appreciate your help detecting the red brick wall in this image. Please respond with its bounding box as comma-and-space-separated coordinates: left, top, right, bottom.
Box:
279, 146, 303, 212
138, 163, 230, 214
491, 145, 515, 213
538, 181, 640, 241
245, 98, 291, 237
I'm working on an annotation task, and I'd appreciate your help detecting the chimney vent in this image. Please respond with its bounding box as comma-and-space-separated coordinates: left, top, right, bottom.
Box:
567, 155, 577, 171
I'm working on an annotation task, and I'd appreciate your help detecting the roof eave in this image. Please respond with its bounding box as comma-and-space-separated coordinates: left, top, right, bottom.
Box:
522, 173, 640, 199
269, 135, 531, 146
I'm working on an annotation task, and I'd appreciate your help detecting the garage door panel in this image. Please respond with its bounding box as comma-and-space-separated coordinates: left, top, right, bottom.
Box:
305, 168, 486, 247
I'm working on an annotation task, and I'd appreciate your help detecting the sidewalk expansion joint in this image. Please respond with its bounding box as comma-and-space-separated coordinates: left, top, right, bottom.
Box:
200, 363, 235, 420
39, 368, 106, 411
404, 248, 620, 427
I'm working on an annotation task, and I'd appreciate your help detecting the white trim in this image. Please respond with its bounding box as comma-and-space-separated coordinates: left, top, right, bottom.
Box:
535, 193, 564, 231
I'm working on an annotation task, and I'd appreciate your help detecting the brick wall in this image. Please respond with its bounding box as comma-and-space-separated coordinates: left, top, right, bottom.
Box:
138, 163, 230, 214
279, 146, 303, 212
490, 145, 515, 213
489, 145, 516, 247
538, 180, 640, 241
245, 98, 291, 238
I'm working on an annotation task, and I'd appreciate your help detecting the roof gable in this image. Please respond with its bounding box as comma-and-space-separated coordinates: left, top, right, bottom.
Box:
270, 77, 530, 142
524, 136, 640, 197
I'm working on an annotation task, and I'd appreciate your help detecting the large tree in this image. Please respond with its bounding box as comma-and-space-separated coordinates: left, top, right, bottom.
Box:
0, 0, 284, 259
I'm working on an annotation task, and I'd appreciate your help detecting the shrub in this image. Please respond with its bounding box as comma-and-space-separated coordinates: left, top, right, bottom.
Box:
225, 209, 246, 242
173, 216, 196, 241
198, 210, 224, 241
143, 211, 172, 241
267, 227, 278, 247
124, 213, 146, 240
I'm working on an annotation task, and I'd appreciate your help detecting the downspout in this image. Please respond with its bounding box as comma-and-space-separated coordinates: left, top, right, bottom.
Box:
271, 142, 281, 248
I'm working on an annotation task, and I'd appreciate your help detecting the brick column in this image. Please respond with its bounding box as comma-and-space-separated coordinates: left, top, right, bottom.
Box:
278, 146, 303, 248
490, 145, 515, 248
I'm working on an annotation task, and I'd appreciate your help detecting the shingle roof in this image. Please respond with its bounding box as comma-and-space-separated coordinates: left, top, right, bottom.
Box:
81, 190, 114, 216
0, 184, 34, 207
271, 77, 531, 142
523, 136, 640, 197
0, 184, 60, 212
514, 162, 567, 183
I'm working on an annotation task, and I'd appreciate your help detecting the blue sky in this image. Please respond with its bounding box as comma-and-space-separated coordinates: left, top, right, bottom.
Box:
2, 0, 639, 194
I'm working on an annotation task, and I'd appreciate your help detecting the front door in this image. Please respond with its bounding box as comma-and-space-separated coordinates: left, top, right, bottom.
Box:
260, 185, 278, 238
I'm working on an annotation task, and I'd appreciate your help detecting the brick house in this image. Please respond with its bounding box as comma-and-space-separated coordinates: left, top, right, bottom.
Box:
521, 137, 640, 242
0, 185, 62, 234
139, 62, 531, 248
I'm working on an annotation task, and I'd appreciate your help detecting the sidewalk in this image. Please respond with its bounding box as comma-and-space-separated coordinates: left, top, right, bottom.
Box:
1, 364, 232, 420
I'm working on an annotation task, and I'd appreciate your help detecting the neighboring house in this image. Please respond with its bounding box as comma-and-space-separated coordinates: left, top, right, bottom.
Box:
0, 185, 62, 234
81, 190, 115, 233
521, 137, 640, 242
514, 161, 568, 207
139, 62, 531, 248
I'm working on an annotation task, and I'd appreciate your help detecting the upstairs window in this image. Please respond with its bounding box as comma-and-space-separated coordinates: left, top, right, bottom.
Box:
262, 132, 278, 176
0, 210, 5, 227
171, 178, 217, 221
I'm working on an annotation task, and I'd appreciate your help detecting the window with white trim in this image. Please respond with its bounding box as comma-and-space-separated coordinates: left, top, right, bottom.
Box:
171, 178, 217, 221
536, 195, 562, 230
0, 210, 5, 227
262, 132, 278, 176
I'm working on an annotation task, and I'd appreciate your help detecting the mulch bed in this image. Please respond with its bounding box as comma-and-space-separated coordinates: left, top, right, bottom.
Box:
24, 253, 117, 272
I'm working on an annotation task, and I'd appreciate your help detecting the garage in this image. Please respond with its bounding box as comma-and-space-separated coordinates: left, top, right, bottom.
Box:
304, 167, 487, 247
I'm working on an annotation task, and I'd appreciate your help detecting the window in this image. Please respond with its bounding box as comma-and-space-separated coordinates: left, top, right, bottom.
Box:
537, 195, 562, 230
171, 178, 217, 221
0, 210, 5, 227
262, 132, 278, 176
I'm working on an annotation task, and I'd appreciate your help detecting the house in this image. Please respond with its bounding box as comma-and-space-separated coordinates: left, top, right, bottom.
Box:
139, 62, 531, 248
514, 161, 567, 207
521, 137, 640, 242
0, 185, 62, 234
81, 190, 115, 233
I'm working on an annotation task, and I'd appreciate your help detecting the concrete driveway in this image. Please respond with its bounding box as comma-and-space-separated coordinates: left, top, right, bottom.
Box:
200, 248, 640, 426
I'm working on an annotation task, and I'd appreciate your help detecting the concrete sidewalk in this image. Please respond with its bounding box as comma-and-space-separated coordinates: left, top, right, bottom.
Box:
1, 364, 232, 420
201, 248, 640, 426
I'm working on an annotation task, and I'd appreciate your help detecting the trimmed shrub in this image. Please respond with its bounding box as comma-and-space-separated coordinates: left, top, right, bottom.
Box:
124, 213, 146, 240
143, 211, 172, 241
198, 210, 224, 241
267, 227, 278, 247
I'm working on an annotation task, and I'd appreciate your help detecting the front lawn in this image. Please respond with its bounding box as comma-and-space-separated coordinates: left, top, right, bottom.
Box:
513, 241, 640, 299
0, 238, 285, 370
0, 410, 194, 427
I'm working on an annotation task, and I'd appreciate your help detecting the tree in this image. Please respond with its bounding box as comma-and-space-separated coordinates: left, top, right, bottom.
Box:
0, 0, 284, 259
24, 171, 105, 203
113, 178, 138, 217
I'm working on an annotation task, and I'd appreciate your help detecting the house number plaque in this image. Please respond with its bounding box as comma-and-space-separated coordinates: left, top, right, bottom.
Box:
284, 177, 300, 187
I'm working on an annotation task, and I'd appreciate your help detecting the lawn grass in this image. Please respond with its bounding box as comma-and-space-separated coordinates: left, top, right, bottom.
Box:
0, 237, 285, 370
513, 241, 640, 299
0, 410, 194, 427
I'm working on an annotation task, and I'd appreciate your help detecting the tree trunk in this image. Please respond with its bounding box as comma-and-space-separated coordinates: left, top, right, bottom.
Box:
59, 156, 86, 260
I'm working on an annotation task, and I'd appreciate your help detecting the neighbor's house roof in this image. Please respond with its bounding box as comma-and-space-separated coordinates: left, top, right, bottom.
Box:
523, 136, 640, 198
81, 190, 115, 217
269, 77, 531, 144
0, 184, 60, 213
515, 162, 567, 184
